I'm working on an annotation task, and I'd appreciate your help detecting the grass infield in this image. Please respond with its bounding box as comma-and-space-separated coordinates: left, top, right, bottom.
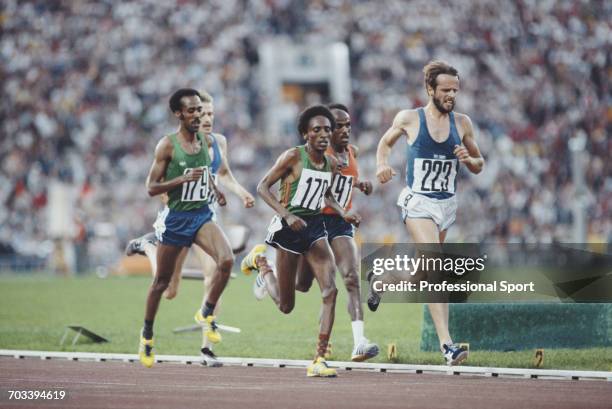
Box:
0, 273, 609, 371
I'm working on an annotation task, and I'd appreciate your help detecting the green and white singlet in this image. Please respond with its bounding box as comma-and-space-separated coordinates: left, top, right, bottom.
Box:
165, 132, 212, 212
279, 145, 332, 217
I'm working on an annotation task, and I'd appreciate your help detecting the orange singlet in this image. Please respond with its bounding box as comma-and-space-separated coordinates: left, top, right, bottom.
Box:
322, 145, 359, 215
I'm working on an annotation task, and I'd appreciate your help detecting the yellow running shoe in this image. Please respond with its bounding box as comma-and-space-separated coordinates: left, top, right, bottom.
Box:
306, 357, 337, 378
138, 333, 155, 368
194, 310, 222, 344
240, 244, 267, 275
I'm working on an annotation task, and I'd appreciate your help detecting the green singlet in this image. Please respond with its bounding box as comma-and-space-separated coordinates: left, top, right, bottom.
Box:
165, 132, 211, 211
280, 145, 332, 217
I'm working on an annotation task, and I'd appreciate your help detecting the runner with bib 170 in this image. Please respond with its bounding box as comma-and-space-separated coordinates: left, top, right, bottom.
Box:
241, 105, 360, 377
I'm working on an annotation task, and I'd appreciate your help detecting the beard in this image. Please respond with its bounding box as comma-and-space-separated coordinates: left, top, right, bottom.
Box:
433, 96, 455, 114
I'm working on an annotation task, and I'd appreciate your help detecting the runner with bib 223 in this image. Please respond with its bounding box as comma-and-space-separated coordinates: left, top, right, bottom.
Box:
375, 60, 484, 366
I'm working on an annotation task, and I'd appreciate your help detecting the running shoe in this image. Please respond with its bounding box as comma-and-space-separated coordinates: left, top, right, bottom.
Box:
442, 343, 468, 366
125, 232, 157, 256
200, 347, 222, 367
351, 338, 379, 362
306, 357, 337, 378
194, 310, 222, 344
366, 271, 381, 312
138, 331, 155, 368
240, 244, 267, 275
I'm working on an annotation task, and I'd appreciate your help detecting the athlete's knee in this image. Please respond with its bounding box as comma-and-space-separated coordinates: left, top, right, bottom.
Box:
342, 269, 360, 293
217, 254, 234, 274
152, 276, 170, 293
321, 284, 338, 303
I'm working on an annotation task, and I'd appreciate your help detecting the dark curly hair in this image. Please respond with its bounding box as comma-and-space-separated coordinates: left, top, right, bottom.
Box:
328, 103, 349, 114
297, 105, 336, 136
169, 88, 202, 113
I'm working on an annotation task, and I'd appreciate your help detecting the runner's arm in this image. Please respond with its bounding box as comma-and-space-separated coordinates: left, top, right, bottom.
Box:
146, 137, 202, 197
454, 115, 484, 174
348, 145, 373, 195
215, 134, 255, 207
376, 110, 411, 183
325, 157, 361, 226
257, 148, 300, 220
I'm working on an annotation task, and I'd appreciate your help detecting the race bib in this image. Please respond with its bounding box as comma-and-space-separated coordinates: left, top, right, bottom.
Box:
411, 159, 457, 194
330, 174, 354, 209
207, 173, 218, 205
181, 166, 210, 202
290, 168, 331, 211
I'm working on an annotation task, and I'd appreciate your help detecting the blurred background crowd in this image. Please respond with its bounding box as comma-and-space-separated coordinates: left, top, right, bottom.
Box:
1, 0, 609, 273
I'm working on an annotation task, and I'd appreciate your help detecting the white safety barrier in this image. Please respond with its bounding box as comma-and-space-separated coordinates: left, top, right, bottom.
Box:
1, 349, 610, 382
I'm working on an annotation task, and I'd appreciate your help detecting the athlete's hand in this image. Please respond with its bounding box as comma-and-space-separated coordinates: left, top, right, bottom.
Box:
343, 211, 361, 227
376, 164, 396, 184
241, 192, 255, 208
216, 190, 227, 206
285, 214, 307, 231
358, 180, 373, 195
454, 145, 471, 164
160, 193, 169, 205
184, 167, 204, 182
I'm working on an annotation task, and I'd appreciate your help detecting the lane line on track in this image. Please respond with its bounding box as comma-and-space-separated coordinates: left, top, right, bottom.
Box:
1, 349, 610, 382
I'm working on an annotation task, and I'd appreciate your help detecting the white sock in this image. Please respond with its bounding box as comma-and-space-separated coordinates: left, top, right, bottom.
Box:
351, 320, 364, 347
264, 246, 277, 276
203, 339, 213, 351
144, 244, 158, 274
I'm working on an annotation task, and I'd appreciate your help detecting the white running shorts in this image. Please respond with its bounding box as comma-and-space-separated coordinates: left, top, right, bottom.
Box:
397, 187, 457, 231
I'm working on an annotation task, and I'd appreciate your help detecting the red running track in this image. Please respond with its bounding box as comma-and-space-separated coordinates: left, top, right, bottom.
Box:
0, 358, 610, 409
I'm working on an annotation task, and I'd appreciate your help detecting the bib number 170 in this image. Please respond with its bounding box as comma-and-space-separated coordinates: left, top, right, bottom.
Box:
291, 169, 331, 211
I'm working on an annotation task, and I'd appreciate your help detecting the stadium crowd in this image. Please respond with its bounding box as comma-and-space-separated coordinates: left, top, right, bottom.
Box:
1, 0, 609, 271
